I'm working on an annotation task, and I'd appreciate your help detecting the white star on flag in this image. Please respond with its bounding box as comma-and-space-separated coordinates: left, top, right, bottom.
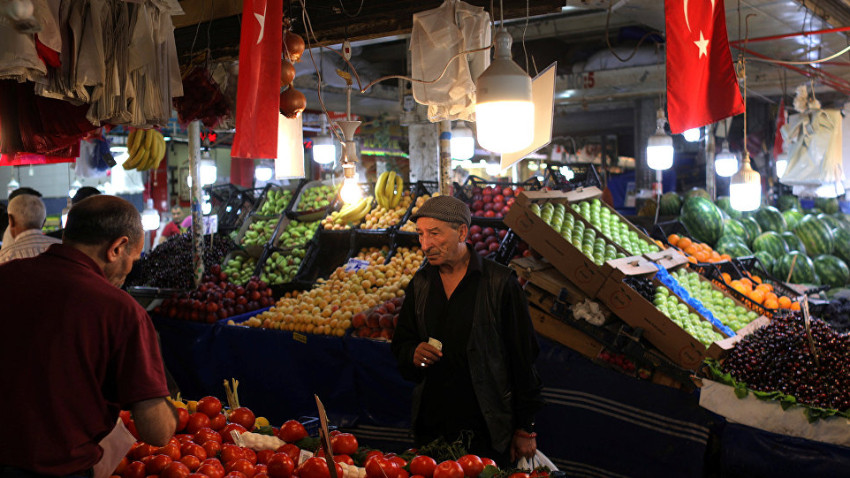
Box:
694, 31, 709, 58
254, 3, 267, 45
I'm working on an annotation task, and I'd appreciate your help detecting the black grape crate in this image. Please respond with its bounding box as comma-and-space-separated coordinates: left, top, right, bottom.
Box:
542, 162, 603, 192
255, 180, 305, 217
294, 228, 353, 283
347, 229, 393, 264
397, 181, 440, 233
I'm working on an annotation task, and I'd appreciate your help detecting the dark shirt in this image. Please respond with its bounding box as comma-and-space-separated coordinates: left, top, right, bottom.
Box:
0, 244, 169, 475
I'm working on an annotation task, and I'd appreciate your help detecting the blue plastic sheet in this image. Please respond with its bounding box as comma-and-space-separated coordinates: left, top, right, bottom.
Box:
653, 264, 735, 337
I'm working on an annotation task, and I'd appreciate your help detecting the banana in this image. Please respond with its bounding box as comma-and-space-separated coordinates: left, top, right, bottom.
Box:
352, 197, 372, 221
127, 130, 141, 158
132, 146, 151, 171
390, 175, 404, 208
142, 128, 155, 154
383, 171, 396, 207
374, 171, 389, 208
152, 132, 167, 169
147, 131, 164, 170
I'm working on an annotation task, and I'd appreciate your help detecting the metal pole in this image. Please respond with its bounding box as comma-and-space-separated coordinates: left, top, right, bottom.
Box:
438, 120, 452, 195
188, 120, 205, 288
706, 124, 716, 200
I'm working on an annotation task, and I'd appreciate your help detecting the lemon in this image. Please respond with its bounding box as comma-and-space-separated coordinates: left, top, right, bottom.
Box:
254, 416, 270, 428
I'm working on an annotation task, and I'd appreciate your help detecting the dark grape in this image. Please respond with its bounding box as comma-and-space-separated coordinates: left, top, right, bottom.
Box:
818, 298, 850, 334
124, 233, 235, 289
624, 276, 655, 302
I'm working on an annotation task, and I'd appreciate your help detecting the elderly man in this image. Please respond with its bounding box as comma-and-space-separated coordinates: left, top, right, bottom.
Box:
0, 196, 176, 476
0, 193, 61, 264
391, 195, 544, 466
1, 187, 43, 251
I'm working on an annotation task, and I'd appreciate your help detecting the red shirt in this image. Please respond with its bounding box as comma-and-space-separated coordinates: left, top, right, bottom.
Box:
0, 244, 169, 474
161, 221, 181, 238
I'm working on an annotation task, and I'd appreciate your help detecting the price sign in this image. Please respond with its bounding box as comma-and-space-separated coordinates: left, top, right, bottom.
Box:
344, 258, 370, 272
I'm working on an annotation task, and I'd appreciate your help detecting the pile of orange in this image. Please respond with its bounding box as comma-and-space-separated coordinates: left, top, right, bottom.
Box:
718, 272, 800, 311
667, 234, 732, 264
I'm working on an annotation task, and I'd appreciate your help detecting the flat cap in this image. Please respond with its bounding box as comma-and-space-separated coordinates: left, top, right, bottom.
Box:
410, 195, 471, 226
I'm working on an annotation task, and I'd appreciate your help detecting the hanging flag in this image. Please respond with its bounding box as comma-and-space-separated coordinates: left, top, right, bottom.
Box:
231, 0, 283, 159
773, 97, 787, 157
665, 0, 744, 134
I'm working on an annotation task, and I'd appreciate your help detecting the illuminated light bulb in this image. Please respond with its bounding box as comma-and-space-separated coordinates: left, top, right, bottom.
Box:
730, 153, 761, 211
474, 29, 534, 154
255, 165, 273, 182
340, 163, 362, 204
312, 134, 337, 164
141, 198, 161, 231
775, 153, 788, 178
200, 159, 217, 186
683, 127, 701, 142
451, 123, 475, 160
646, 109, 674, 171
714, 141, 739, 177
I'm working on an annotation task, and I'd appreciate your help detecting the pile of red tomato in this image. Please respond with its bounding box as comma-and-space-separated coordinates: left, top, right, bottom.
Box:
113, 396, 544, 478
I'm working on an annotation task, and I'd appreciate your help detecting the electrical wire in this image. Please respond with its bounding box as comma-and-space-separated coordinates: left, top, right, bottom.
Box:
746, 44, 850, 65
338, 0, 364, 18
604, 0, 661, 63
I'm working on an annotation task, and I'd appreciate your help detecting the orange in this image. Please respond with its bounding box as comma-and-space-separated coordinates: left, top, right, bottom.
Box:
710, 251, 721, 261
684, 245, 699, 256
765, 292, 778, 303
668, 234, 681, 246
790, 301, 801, 311
677, 237, 693, 250
688, 256, 697, 264
740, 278, 753, 289
721, 272, 732, 283
778, 296, 792, 308
748, 289, 765, 304
699, 243, 712, 252
752, 275, 763, 284
694, 251, 710, 263
731, 281, 748, 295
755, 284, 771, 294
720, 254, 732, 261
764, 298, 779, 309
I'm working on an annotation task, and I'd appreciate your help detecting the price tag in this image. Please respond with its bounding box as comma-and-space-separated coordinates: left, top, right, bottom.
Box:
293, 332, 307, 343
344, 258, 370, 272
202, 215, 218, 234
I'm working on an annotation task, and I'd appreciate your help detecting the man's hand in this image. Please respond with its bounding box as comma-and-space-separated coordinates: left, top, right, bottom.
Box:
510, 430, 537, 462
131, 397, 178, 446
413, 342, 442, 368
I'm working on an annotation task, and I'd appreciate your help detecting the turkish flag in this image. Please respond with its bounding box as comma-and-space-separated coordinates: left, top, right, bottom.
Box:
773, 97, 787, 157
665, 0, 744, 134
231, 0, 283, 159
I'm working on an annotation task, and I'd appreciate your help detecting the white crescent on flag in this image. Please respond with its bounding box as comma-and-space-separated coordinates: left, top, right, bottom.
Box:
683, 0, 716, 33
254, 2, 267, 45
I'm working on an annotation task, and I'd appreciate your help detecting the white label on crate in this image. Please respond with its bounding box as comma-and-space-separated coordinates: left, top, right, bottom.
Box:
344, 259, 371, 272
298, 449, 314, 465
203, 215, 218, 234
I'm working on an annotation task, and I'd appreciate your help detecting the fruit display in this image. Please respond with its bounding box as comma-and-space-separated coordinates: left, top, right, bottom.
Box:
236, 246, 423, 335
399, 192, 439, 232
679, 196, 725, 246
122, 128, 167, 171
351, 296, 404, 340
718, 314, 850, 415
570, 198, 660, 256
257, 188, 296, 216
373, 171, 405, 209
125, 234, 235, 289
793, 214, 834, 257
242, 218, 280, 247
465, 184, 520, 219
650, 285, 725, 346
467, 224, 506, 256
296, 184, 337, 212
753, 205, 787, 233
361, 190, 412, 230
223, 255, 260, 286
669, 269, 759, 332
157, 266, 274, 322
323, 197, 373, 230
817, 298, 850, 334
666, 234, 732, 264
530, 201, 627, 265
813, 255, 850, 288
277, 219, 320, 249
260, 248, 306, 285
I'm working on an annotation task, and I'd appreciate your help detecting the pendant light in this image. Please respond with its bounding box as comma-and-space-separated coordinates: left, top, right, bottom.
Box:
474, 28, 534, 154
729, 57, 761, 211
683, 127, 701, 142
646, 108, 674, 170
313, 116, 336, 165
714, 140, 739, 177
141, 198, 161, 231
337, 120, 363, 205
451, 122, 475, 160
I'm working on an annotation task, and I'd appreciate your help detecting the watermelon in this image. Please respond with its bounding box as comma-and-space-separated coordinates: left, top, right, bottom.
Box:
739, 216, 762, 246
722, 218, 750, 245
815, 197, 840, 214
659, 192, 682, 216
817, 213, 844, 232
834, 228, 850, 265
680, 197, 725, 246
775, 252, 817, 284
782, 209, 804, 230
780, 231, 806, 255
715, 238, 752, 258
793, 215, 835, 256
754, 206, 786, 233
752, 231, 788, 259
813, 255, 850, 288
832, 213, 850, 232
808, 208, 824, 215
715, 196, 741, 220
753, 251, 776, 274
777, 194, 802, 211
685, 188, 711, 200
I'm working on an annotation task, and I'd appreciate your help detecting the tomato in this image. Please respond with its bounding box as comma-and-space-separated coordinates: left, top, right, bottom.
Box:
120, 410, 132, 427
480, 459, 497, 468
221, 423, 248, 444
386, 456, 406, 469
254, 464, 268, 475
508, 473, 529, 478
330, 433, 358, 456
130, 443, 156, 461
432, 461, 463, 478
180, 455, 202, 472
202, 458, 226, 471
176, 408, 190, 433
365, 456, 400, 478
181, 442, 207, 461
226, 472, 248, 478
275, 444, 301, 464
176, 434, 195, 444
256, 450, 275, 465
332, 455, 354, 466
254, 474, 269, 478
363, 451, 383, 466
157, 444, 182, 461
114, 457, 130, 475
529, 471, 547, 478
124, 461, 147, 478
186, 413, 211, 435
202, 440, 222, 459
243, 449, 258, 466
197, 396, 223, 418
298, 457, 342, 478
229, 407, 256, 430
161, 462, 191, 478
210, 413, 228, 431
411, 475, 427, 478
266, 452, 295, 478
457, 455, 483, 478
188, 474, 208, 478
397, 470, 409, 478
221, 444, 246, 463
278, 420, 308, 443
409, 456, 437, 478
146, 455, 174, 475
195, 427, 223, 445
126, 419, 140, 440
226, 458, 256, 478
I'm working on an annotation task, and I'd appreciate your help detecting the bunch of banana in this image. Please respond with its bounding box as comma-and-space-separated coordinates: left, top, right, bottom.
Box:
323, 196, 373, 229
374, 171, 404, 208
123, 128, 167, 171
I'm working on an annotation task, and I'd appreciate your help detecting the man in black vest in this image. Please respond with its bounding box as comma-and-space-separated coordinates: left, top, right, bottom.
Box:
392, 195, 544, 466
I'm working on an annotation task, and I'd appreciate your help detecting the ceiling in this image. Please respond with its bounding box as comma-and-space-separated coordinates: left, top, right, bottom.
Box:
173, 0, 850, 138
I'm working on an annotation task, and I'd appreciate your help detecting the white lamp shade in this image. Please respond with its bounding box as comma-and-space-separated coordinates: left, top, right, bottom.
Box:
255, 165, 273, 182
683, 128, 701, 142
646, 132, 674, 170
200, 160, 217, 186
312, 134, 337, 164
715, 148, 739, 177
729, 182, 762, 211
474, 30, 534, 154
451, 125, 475, 160
141, 199, 161, 231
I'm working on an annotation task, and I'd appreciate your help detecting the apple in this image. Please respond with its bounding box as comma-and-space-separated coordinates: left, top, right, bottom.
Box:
469, 225, 482, 235
488, 242, 500, 252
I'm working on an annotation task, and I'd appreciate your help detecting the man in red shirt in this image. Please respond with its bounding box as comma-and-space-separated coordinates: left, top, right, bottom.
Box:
159, 205, 185, 243
0, 196, 177, 476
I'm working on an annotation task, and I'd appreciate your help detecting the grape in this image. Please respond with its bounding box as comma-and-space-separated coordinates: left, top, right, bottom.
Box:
124, 233, 235, 289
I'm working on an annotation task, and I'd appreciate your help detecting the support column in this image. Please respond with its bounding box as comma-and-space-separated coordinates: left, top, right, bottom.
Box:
438, 120, 452, 195
407, 123, 439, 184
706, 124, 717, 200
188, 120, 205, 288
634, 97, 658, 192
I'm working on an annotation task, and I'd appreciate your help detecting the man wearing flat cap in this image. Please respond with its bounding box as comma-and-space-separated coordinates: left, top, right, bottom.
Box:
392, 195, 544, 466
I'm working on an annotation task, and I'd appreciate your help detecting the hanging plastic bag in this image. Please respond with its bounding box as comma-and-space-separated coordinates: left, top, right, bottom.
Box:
410, 0, 491, 123
516, 450, 559, 472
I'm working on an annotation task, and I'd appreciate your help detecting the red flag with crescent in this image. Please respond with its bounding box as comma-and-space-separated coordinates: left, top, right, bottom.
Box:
665, 0, 744, 134
231, 0, 283, 159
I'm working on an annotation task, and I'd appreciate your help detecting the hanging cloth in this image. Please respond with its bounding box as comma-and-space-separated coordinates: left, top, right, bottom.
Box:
410, 0, 491, 123
780, 108, 844, 196
0, 13, 47, 82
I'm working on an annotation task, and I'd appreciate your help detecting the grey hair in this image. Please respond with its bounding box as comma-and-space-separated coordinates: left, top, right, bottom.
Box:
8, 194, 46, 230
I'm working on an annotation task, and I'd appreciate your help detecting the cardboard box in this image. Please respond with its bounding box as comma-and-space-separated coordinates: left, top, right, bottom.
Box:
504, 189, 611, 297
528, 304, 603, 360
596, 255, 724, 370
510, 256, 594, 306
